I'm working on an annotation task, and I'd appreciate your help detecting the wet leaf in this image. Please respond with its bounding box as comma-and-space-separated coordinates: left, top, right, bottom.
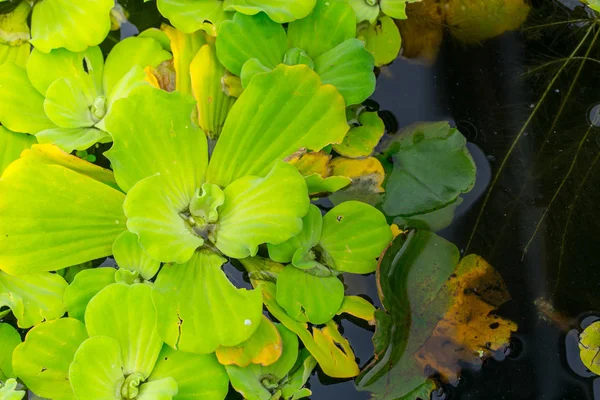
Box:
358, 16, 402, 67
579, 321, 600, 375
112, 231, 161, 280
13, 318, 88, 400
217, 315, 283, 367
0, 271, 67, 328
358, 232, 515, 399
333, 111, 385, 158
0, 126, 36, 175
0, 323, 20, 381
63, 268, 116, 321
379, 121, 476, 217
152, 250, 263, 354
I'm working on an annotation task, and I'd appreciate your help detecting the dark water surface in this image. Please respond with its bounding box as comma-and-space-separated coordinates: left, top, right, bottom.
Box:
117, 1, 600, 398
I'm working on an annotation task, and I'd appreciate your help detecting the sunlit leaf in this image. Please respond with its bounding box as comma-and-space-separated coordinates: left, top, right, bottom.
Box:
0, 378, 25, 400
157, 0, 233, 35
137, 377, 178, 400
162, 25, 207, 95
287, 0, 356, 59
207, 64, 348, 187
13, 318, 88, 400
223, 0, 316, 23
63, 268, 116, 321
36, 127, 111, 152
85, 283, 163, 377
0, 271, 67, 328
217, 315, 283, 367
216, 161, 309, 258
0, 2, 32, 68
379, 122, 476, 217
69, 336, 124, 400
336, 295, 376, 324
0, 126, 35, 175
358, 16, 402, 67
113, 231, 161, 280
579, 321, 600, 375
332, 111, 384, 158
44, 77, 95, 128
152, 250, 263, 354
29, 0, 113, 53
149, 345, 229, 400
276, 265, 344, 325
190, 43, 236, 139
0, 323, 20, 381
216, 12, 288, 76
0, 150, 126, 274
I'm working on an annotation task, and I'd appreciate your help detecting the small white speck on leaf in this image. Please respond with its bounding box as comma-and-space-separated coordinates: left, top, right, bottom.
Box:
244, 319, 252, 326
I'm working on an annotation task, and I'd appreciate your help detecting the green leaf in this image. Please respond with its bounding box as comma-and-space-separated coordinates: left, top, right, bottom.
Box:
579, 321, 600, 375
287, 0, 356, 59
380, 0, 417, 20
0, 62, 55, 134
0, 2, 31, 68
0, 378, 25, 400
393, 197, 462, 232
105, 86, 207, 193
63, 268, 116, 322
276, 265, 344, 325
157, 0, 233, 35
85, 283, 163, 377
319, 201, 392, 274
0, 323, 20, 381
223, 0, 316, 22
356, 230, 460, 398
13, 318, 88, 400
358, 16, 402, 67
44, 77, 95, 128
190, 43, 236, 140
163, 25, 207, 95
137, 378, 178, 400
314, 38, 376, 106
152, 250, 263, 354
148, 345, 229, 400
216, 12, 288, 76
69, 336, 124, 400
332, 111, 384, 158
0, 271, 67, 328
29, 0, 113, 53
345, 0, 380, 23
0, 150, 126, 274
239, 58, 272, 88
0, 126, 36, 175
36, 127, 111, 153
268, 204, 322, 264
304, 173, 351, 195
207, 64, 348, 188
103, 37, 171, 98
379, 122, 476, 217
217, 315, 283, 367
280, 350, 317, 399
216, 161, 308, 258
112, 231, 161, 280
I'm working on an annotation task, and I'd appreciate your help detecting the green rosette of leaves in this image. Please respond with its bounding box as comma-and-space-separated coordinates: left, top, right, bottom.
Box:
267, 202, 392, 326
12, 284, 229, 400
346, 0, 421, 23
0, 36, 171, 152
216, 0, 376, 105
156, 0, 316, 35
0, 64, 348, 358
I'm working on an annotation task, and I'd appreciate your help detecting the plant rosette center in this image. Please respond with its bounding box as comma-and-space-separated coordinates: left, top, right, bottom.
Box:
121, 372, 145, 399
181, 182, 225, 243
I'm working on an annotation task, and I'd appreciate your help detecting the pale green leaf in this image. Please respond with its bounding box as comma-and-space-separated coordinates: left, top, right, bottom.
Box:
69, 336, 124, 400
332, 111, 384, 158
276, 265, 344, 325
149, 346, 229, 400
85, 283, 163, 376
216, 161, 309, 259
138, 28, 172, 52
0, 44, 29, 69
287, 0, 356, 59
0, 271, 67, 328
102, 36, 171, 97
13, 318, 88, 400
63, 268, 116, 322
268, 204, 322, 264
0, 152, 126, 274
112, 231, 161, 280
36, 127, 111, 153
280, 350, 317, 399
223, 0, 316, 23
157, 0, 233, 35
0, 126, 36, 175
304, 173, 351, 195
136, 377, 178, 400
358, 16, 402, 67
104, 86, 207, 193
44, 77, 95, 128
314, 38, 376, 106
0, 378, 25, 400
345, 0, 380, 22
0, 323, 20, 381
207, 64, 348, 187
152, 250, 263, 354
381, 0, 416, 20
0, 62, 55, 134
319, 201, 392, 274
239, 58, 271, 88
216, 12, 287, 76
29, 0, 113, 53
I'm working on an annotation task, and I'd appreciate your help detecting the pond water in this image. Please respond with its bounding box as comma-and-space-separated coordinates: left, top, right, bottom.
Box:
114, 1, 600, 398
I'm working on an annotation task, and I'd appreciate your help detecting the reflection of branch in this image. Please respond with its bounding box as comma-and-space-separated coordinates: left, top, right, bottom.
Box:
522, 27, 600, 259
555, 150, 600, 293
522, 19, 591, 31
465, 24, 596, 252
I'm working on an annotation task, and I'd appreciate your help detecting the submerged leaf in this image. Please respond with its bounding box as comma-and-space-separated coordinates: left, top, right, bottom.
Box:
152, 250, 263, 354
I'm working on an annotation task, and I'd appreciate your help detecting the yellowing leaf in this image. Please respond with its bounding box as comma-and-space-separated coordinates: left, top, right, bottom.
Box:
287, 151, 351, 195
162, 24, 207, 94
336, 296, 376, 325
216, 315, 283, 367
330, 156, 385, 192
579, 321, 600, 375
